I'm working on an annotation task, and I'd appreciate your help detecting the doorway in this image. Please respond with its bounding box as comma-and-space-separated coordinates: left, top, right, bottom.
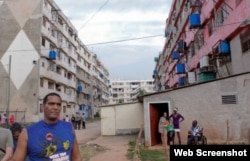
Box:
149, 102, 169, 146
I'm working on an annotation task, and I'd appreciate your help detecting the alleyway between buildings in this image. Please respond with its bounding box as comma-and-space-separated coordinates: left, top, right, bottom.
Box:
75, 120, 136, 161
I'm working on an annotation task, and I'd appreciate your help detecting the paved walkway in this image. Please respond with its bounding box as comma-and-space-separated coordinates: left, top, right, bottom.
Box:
75, 120, 136, 161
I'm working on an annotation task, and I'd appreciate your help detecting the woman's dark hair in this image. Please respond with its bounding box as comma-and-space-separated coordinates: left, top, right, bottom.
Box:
10, 122, 23, 134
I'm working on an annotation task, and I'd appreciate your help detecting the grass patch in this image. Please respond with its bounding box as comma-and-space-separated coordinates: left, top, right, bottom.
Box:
126, 141, 136, 160
140, 149, 166, 161
79, 143, 108, 161
127, 140, 167, 161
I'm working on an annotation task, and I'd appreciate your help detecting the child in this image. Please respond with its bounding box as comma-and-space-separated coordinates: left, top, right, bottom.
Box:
165, 118, 175, 145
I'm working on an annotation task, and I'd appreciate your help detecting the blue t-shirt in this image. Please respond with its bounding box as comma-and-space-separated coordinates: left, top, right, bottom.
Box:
26, 120, 75, 161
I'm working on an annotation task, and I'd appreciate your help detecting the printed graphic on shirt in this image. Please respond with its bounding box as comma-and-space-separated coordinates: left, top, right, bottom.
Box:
38, 132, 71, 160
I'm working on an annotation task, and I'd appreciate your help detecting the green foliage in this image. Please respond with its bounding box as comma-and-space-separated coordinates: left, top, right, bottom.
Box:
126, 141, 135, 160
126, 140, 167, 161
94, 112, 100, 118
137, 89, 147, 96
140, 149, 166, 161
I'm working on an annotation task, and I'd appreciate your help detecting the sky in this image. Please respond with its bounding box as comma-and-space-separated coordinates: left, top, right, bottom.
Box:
54, 0, 172, 80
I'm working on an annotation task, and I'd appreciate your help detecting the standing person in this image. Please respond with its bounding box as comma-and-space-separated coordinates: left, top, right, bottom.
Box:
71, 114, 76, 129
169, 107, 184, 145
9, 122, 30, 161
81, 113, 86, 129
64, 114, 70, 122
158, 112, 167, 146
9, 123, 23, 152
0, 127, 14, 161
9, 92, 82, 161
1, 113, 7, 127
9, 115, 15, 125
165, 118, 175, 146
75, 112, 81, 130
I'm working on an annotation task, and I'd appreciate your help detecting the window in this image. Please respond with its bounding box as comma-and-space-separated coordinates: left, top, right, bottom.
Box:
58, 16, 64, 26
240, 30, 250, 53
49, 62, 56, 71
51, 8, 58, 21
56, 84, 61, 92
208, 21, 214, 36
56, 66, 61, 74
68, 28, 73, 37
42, 37, 45, 46
190, 42, 195, 56
215, 4, 228, 27
41, 62, 45, 67
48, 81, 54, 89
40, 78, 44, 87
42, 17, 46, 26
63, 106, 66, 113
40, 104, 43, 113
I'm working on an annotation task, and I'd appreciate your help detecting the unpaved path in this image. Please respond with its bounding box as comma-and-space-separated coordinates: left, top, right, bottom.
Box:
75, 120, 136, 161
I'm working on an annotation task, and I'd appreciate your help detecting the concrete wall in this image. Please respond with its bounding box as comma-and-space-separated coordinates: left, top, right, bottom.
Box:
144, 73, 250, 146
231, 34, 250, 74
100, 102, 144, 135
0, 0, 42, 122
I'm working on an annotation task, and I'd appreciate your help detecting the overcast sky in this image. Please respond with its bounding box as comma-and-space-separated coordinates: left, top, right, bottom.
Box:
54, 0, 172, 80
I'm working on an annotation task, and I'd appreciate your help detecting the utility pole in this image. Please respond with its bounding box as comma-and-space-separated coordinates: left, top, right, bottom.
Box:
6, 55, 12, 126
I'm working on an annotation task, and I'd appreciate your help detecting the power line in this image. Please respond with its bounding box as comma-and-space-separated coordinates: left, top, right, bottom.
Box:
0, 20, 246, 52
77, 0, 109, 32
0, 34, 163, 52
86, 34, 164, 46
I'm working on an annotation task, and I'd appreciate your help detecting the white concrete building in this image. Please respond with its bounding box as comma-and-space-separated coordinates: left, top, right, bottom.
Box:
109, 80, 155, 104
0, 0, 109, 122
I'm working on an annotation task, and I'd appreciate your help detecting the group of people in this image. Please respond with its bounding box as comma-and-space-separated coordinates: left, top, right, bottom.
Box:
0, 92, 83, 161
0, 114, 15, 127
68, 112, 86, 130
158, 107, 203, 146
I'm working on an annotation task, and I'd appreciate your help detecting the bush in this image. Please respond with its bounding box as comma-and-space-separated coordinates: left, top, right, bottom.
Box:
94, 112, 100, 118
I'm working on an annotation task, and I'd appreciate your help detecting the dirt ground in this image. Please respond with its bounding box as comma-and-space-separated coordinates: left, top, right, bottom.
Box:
75, 120, 137, 161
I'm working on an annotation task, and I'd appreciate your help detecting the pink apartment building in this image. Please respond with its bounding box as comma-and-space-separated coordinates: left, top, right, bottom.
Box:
143, 0, 250, 146
154, 0, 250, 90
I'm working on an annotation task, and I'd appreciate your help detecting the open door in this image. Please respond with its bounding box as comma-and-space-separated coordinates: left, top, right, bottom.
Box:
150, 103, 169, 146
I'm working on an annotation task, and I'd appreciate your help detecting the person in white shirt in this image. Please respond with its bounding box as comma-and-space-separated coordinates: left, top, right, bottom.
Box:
187, 120, 203, 145
81, 113, 86, 129
64, 114, 70, 122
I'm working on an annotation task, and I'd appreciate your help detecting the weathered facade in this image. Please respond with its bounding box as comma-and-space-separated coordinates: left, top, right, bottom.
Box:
154, 0, 250, 90
0, 0, 109, 122
144, 73, 250, 146
100, 102, 144, 135
150, 0, 250, 147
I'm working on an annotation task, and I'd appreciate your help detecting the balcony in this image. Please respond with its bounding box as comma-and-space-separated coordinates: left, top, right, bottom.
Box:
40, 67, 76, 88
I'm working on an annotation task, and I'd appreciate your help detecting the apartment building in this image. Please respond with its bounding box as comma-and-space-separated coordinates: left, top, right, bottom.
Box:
109, 80, 155, 104
153, 0, 250, 91
0, 0, 109, 122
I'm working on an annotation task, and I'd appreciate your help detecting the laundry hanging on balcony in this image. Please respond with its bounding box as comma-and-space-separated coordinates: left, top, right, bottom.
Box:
177, 40, 188, 53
